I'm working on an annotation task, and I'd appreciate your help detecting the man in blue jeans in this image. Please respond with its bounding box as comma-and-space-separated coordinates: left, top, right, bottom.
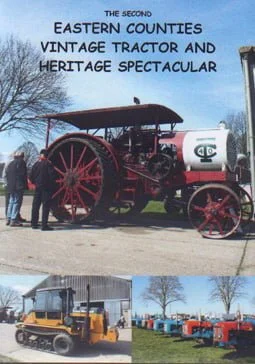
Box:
6, 152, 28, 227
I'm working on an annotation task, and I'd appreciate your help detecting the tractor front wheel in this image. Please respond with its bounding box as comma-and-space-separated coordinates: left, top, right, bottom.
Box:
53, 333, 75, 356
188, 183, 241, 239
15, 329, 26, 345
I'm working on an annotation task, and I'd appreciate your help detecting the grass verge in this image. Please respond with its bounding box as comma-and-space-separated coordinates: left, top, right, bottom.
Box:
132, 328, 255, 363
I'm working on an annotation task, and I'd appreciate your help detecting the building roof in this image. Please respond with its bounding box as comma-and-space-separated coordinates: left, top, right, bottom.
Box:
23, 275, 131, 302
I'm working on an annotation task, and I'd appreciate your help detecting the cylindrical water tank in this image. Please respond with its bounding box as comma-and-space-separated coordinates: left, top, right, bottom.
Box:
183, 129, 237, 172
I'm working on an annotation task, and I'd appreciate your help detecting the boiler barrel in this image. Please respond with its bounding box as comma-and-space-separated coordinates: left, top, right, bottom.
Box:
183, 129, 237, 171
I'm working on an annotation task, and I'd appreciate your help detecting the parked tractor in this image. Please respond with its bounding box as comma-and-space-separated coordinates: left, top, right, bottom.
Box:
153, 319, 165, 332
182, 319, 216, 345
164, 319, 183, 336
0, 306, 11, 323
213, 320, 255, 349
40, 103, 253, 239
15, 285, 118, 356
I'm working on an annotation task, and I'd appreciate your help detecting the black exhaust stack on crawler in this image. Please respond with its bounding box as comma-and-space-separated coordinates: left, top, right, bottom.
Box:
83, 284, 91, 342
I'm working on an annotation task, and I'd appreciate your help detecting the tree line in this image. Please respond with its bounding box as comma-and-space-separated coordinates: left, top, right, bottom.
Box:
141, 276, 251, 319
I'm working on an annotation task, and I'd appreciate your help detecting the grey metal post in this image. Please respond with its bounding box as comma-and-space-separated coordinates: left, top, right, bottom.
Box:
239, 46, 255, 213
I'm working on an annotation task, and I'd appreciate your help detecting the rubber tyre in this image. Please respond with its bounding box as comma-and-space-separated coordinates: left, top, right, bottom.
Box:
15, 329, 26, 344
53, 334, 75, 356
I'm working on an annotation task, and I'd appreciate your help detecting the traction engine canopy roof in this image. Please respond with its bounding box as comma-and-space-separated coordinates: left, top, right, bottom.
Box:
40, 104, 183, 130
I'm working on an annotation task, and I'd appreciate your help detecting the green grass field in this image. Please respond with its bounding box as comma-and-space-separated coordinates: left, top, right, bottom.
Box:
132, 328, 255, 363
0, 184, 33, 196
0, 184, 5, 195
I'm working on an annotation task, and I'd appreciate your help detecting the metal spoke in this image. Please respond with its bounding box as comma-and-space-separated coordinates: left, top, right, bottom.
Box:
75, 188, 89, 211
54, 166, 65, 177
80, 176, 102, 182
192, 204, 206, 213
70, 189, 75, 221
218, 194, 231, 209
206, 192, 213, 203
214, 217, 224, 236
209, 224, 214, 235
52, 185, 66, 199
62, 188, 70, 206
70, 143, 74, 170
78, 184, 98, 200
78, 158, 98, 175
75, 145, 88, 171
197, 216, 211, 232
59, 152, 68, 171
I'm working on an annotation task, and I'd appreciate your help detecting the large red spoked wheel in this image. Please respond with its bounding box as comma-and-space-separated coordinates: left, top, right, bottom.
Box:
48, 137, 117, 223
188, 183, 241, 239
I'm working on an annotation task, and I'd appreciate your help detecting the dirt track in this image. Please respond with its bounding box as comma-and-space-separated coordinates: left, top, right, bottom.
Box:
0, 196, 254, 275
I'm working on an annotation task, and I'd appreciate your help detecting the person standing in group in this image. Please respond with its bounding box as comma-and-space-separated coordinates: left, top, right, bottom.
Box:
5, 151, 28, 227
30, 149, 56, 231
4, 152, 27, 222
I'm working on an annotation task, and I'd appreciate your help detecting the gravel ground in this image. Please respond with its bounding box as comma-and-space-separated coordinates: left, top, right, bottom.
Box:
0, 196, 254, 276
0, 323, 131, 363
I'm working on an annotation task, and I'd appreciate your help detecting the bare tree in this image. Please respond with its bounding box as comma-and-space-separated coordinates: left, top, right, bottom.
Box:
15, 141, 39, 173
142, 276, 185, 319
208, 276, 247, 314
0, 35, 70, 138
224, 111, 247, 154
0, 285, 21, 307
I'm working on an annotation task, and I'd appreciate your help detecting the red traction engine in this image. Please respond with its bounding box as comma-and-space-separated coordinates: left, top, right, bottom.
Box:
213, 320, 255, 349
41, 104, 253, 239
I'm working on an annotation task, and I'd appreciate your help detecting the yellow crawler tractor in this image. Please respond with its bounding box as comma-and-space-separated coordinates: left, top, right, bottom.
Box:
15, 285, 119, 355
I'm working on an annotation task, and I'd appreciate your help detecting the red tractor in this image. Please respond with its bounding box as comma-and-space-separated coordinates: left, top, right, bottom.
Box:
40, 103, 253, 239
182, 319, 216, 345
213, 320, 255, 349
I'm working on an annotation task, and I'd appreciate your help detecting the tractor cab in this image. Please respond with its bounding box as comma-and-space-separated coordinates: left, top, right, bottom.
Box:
28, 287, 75, 325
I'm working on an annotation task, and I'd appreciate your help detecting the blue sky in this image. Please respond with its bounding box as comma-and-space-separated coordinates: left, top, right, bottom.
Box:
0, 0, 254, 157
132, 276, 255, 316
0, 275, 130, 310
0, 275, 47, 295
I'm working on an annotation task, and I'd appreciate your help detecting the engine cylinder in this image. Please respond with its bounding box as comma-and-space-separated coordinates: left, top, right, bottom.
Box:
182, 129, 237, 171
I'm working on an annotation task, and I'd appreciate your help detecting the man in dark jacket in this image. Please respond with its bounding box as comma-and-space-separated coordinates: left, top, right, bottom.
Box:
6, 152, 28, 227
30, 149, 56, 231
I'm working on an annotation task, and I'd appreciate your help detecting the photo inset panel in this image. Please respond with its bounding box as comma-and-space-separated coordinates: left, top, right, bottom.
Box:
132, 276, 255, 363
0, 275, 131, 363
